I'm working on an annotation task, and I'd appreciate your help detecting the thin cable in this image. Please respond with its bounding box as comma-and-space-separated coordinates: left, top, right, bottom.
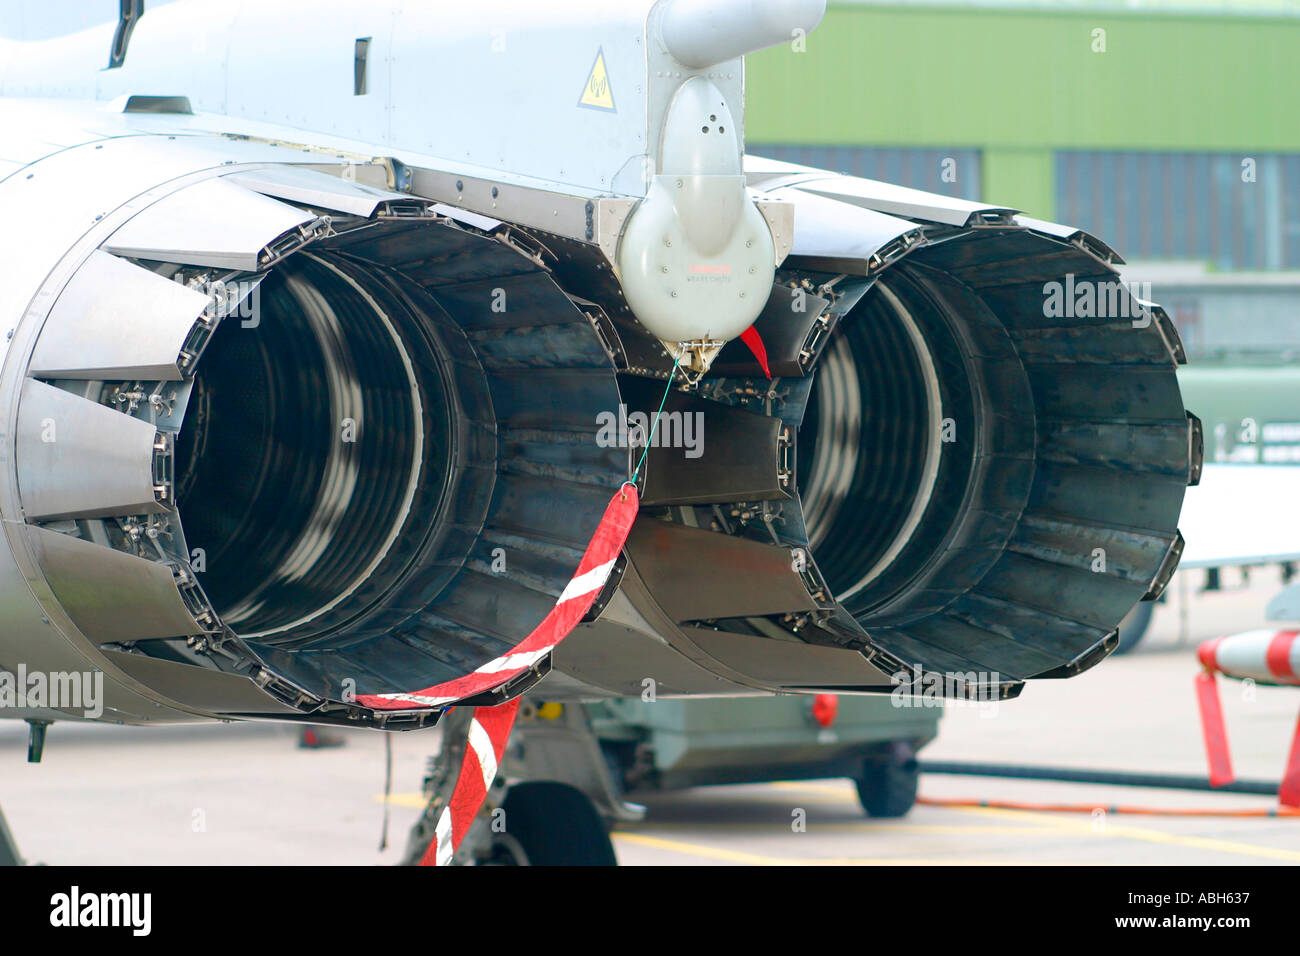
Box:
920, 759, 1280, 795
631, 356, 680, 483
379, 733, 393, 851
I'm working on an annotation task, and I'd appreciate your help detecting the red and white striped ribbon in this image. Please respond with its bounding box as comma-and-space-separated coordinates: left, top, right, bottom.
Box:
355, 485, 639, 864
420, 697, 521, 866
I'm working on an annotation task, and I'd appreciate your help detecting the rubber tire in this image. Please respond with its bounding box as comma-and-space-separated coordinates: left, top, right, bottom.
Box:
497, 782, 617, 866
1114, 600, 1156, 655
855, 743, 920, 818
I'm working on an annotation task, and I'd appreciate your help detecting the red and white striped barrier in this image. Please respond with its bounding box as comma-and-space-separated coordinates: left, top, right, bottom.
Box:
356, 484, 640, 865
1197, 630, 1300, 686
1195, 629, 1300, 809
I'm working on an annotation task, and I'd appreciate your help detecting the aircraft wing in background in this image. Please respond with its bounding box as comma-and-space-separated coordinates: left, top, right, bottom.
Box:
1177, 464, 1300, 570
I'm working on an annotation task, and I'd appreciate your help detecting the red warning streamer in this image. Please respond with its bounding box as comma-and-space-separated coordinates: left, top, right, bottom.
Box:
1281, 710, 1300, 809
419, 697, 522, 866
356, 485, 639, 865
1195, 669, 1235, 789
356, 486, 638, 711
740, 325, 772, 379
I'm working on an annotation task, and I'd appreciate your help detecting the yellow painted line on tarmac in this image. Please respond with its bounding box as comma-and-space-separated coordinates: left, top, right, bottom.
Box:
631, 821, 1063, 835
950, 804, 1300, 864
377, 792, 429, 809
379, 788, 1085, 864
764, 781, 860, 803
611, 832, 1069, 866
769, 781, 858, 797
391, 781, 1300, 862
767, 780, 1300, 862
764, 781, 1075, 835
379, 791, 1043, 834
612, 832, 786, 865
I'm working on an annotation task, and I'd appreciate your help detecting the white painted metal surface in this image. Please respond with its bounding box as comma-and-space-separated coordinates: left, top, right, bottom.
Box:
0, 0, 735, 198
659, 0, 826, 68
16, 380, 165, 521
104, 177, 316, 270
30, 250, 210, 381
223, 166, 421, 218
24, 523, 200, 645
618, 76, 774, 342
747, 154, 1016, 227
763, 185, 920, 265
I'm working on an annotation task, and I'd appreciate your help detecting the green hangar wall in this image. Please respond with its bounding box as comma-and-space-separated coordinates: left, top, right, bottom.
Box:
744, 0, 1300, 270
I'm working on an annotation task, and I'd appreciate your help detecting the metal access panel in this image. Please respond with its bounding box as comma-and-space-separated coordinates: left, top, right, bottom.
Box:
29, 250, 210, 381
623, 379, 789, 506
223, 166, 425, 218
764, 186, 923, 275
104, 177, 316, 270
680, 626, 891, 690
627, 520, 818, 621
23, 524, 199, 645
16, 380, 166, 521
385, 2, 661, 195
745, 156, 1013, 228
100, 649, 301, 716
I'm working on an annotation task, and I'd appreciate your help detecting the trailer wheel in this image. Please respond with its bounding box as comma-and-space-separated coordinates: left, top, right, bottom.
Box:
855, 742, 919, 818
496, 782, 617, 866
1114, 599, 1156, 655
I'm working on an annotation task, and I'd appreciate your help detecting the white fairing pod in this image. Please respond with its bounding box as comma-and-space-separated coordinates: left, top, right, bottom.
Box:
659, 0, 828, 69
617, 77, 775, 343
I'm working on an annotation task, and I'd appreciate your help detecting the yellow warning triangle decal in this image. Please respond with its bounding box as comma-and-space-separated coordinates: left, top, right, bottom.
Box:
578, 48, 615, 112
